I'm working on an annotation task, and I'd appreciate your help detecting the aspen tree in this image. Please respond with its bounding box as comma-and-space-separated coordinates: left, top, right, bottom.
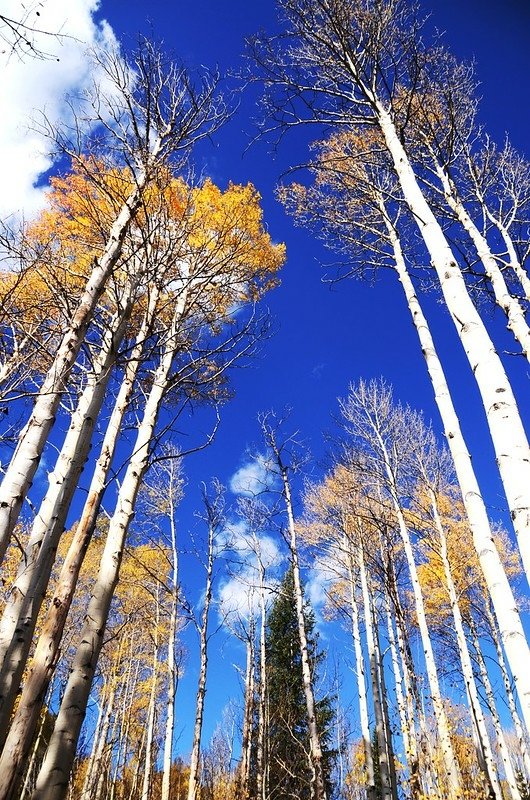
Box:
340, 381, 461, 798
261, 414, 328, 800
411, 436, 504, 800
0, 39, 228, 560
187, 481, 224, 800
280, 127, 530, 736
256, 0, 530, 587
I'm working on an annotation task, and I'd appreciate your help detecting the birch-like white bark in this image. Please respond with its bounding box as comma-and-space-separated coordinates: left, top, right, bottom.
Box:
432, 157, 530, 363
187, 515, 215, 800
371, 427, 461, 797
468, 618, 522, 800
358, 544, 392, 800
80, 672, 119, 800
372, 601, 398, 800
237, 627, 256, 800
256, 552, 267, 800
280, 461, 327, 800
345, 538, 374, 796
31, 287, 187, 800
0, 175, 148, 560
0, 298, 132, 742
376, 104, 530, 588
161, 465, 181, 800
383, 574, 417, 795
383, 207, 530, 735
485, 602, 530, 779
428, 488, 504, 800
141, 601, 160, 800
0, 289, 158, 800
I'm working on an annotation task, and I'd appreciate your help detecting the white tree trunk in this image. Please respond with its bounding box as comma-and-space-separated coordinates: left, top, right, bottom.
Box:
161, 465, 181, 800
238, 627, 256, 800
373, 428, 461, 797
280, 462, 327, 800
30, 290, 187, 800
485, 602, 530, 780
345, 536, 374, 794
0, 291, 157, 800
358, 544, 392, 800
431, 156, 530, 362
376, 104, 530, 588
468, 618, 522, 800
141, 602, 160, 800
256, 555, 267, 800
428, 488, 504, 800
383, 207, 530, 735
187, 515, 215, 800
0, 177, 148, 561
0, 298, 133, 744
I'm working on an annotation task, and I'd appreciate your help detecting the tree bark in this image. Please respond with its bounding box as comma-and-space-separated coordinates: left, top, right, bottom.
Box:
187, 512, 215, 800
0, 294, 133, 747
280, 459, 327, 800
376, 102, 530, 589
0, 176, 148, 561
382, 206, 530, 735
30, 288, 187, 800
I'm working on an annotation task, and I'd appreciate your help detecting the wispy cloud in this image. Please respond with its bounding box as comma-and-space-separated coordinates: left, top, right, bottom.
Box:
229, 454, 277, 497
0, 0, 118, 219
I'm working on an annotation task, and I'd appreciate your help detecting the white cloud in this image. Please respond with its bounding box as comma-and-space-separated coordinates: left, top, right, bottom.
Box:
0, 0, 118, 220
218, 568, 280, 622
229, 454, 277, 497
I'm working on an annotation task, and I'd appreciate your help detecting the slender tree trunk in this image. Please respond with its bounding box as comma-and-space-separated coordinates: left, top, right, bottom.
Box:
468, 617, 522, 800
358, 544, 392, 800
280, 460, 327, 800
187, 514, 215, 800
372, 427, 461, 798
0, 298, 133, 745
0, 175, 149, 560
30, 289, 187, 800
141, 602, 160, 800
485, 602, 530, 780
256, 558, 267, 800
161, 466, 181, 800
376, 103, 530, 588
237, 625, 256, 800
81, 675, 119, 800
372, 600, 398, 800
0, 291, 159, 798
428, 487, 504, 800
381, 204, 530, 735
345, 536, 375, 797
432, 156, 530, 361
20, 702, 48, 800
383, 566, 420, 798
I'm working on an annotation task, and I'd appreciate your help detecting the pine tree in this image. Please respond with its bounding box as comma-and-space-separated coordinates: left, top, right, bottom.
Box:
265, 567, 335, 800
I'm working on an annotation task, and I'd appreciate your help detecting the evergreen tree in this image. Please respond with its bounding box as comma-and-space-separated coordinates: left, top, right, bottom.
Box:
265, 567, 335, 800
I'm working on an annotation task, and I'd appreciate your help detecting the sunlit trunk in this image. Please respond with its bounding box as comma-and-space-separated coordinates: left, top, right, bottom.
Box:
0, 294, 133, 751
377, 103, 530, 588
344, 533, 374, 795
280, 460, 327, 800
31, 289, 187, 800
0, 291, 158, 797
187, 512, 215, 800
0, 174, 150, 560
382, 204, 530, 735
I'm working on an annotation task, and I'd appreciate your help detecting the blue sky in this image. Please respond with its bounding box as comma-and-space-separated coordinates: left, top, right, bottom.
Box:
2, 0, 530, 767
99, 0, 530, 756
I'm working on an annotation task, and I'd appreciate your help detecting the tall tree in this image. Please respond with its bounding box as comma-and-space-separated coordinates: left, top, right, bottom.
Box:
265, 567, 335, 800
